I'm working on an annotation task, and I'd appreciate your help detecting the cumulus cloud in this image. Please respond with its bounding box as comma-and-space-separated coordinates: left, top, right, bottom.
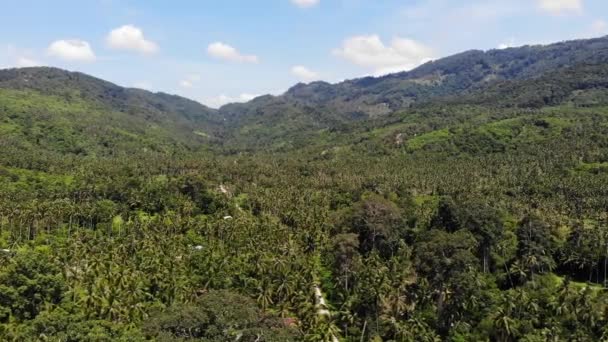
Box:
291, 65, 319, 82
538, 0, 583, 15
207, 42, 258, 63
106, 25, 159, 54
16, 57, 43, 67
291, 0, 319, 8
2, 45, 44, 68
47, 39, 96, 62
205, 93, 257, 108
133, 81, 153, 90
179, 74, 201, 88
333, 35, 433, 76
498, 37, 516, 49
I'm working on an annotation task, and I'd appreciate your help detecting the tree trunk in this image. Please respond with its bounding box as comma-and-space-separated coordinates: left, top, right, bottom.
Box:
483, 246, 489, 273
360, 320, 367, 342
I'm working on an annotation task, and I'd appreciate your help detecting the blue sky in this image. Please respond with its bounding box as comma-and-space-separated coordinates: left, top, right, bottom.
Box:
0, 0, 606, 107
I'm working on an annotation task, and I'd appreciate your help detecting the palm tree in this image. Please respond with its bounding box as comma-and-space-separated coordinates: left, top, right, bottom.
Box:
492, 293, 519, 342
257, 279, 274, 312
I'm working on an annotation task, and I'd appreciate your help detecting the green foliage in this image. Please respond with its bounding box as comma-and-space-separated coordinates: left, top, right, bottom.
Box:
3, 36, 608, 341
407, 129, 452, 150
5, 308, 145, 342
143, 290, 297, 341
0, 247, 65, 322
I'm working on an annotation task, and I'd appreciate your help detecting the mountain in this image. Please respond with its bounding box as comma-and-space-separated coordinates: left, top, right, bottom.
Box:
0, 67, 220, 125
215, 36, 608, 148
0, 67, 222, 157
442, 62, 608, 108
3, 36, 608, 155
269, 36, 608, 112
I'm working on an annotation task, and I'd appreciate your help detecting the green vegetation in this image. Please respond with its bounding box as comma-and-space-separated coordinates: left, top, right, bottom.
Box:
2, 36, 608, 341
407, 129, 451, 150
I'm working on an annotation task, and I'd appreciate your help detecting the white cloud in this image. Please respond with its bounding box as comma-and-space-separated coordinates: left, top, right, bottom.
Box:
180, 80, 194, 88
106, 25, 159, 54
291, 0, 319, 8
179, 74, 201, 88
16, 57, 43, 67
291, 65, 319, 82
2, 45, 45, 68
498, 37, 516, 49
590, 19, 608, 36
205, 93, 257, 108
47, 39, 96, 62
538, 0, 583, 15
133, 81, 153, 90
207, 42, 258, 63
333, 35, 433, 76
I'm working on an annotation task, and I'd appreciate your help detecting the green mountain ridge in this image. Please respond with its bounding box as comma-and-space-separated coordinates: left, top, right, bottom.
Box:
215, 35, 608, 149
0, 67, 220, 125
3, 36, 608, 155
0, 67, 226, 158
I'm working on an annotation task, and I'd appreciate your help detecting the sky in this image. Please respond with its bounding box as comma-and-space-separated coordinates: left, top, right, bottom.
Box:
0, 0, 606, 108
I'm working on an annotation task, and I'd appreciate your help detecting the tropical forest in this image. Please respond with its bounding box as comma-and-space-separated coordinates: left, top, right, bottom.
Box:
2, 2, 608, 341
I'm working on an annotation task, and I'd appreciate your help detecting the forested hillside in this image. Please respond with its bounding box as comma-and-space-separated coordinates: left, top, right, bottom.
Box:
217, 36, 608, 149
0, 67, 223, 157
2, 37, 608, 341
